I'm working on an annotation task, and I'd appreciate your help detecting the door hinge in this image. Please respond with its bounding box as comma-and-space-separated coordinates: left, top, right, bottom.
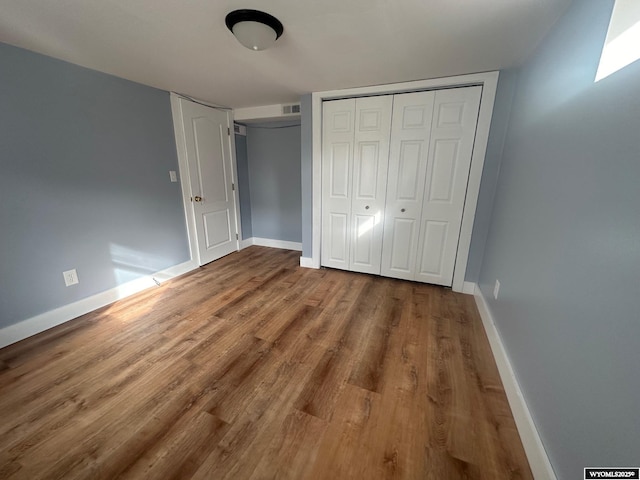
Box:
227, 127, 231, 136
232, 182, 235, 191
236, 233, 239, 240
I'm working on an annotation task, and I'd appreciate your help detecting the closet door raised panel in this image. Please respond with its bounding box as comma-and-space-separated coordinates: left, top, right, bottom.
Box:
381, 91, 435, 280
349, 96, 393, 274
321, 99, 356, 269
416, 86, 482, 286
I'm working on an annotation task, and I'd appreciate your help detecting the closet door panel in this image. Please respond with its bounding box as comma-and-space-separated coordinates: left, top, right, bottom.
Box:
416, 86, 482, 286
321, 99, 356, 270
418, 220, 449, 276
349, 96, 393, 274
386, 217, 416, 272
381, 91, 435, 280
327, 213, 349, 264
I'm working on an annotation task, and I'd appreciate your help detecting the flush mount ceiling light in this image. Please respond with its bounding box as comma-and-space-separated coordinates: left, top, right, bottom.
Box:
225, 9, 284, 51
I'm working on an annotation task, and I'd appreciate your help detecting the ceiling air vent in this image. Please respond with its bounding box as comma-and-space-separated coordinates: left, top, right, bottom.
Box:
282, 103, 301, 115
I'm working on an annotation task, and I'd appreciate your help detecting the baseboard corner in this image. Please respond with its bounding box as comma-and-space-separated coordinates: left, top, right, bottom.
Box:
239, 238, 254, 249
462, 281, 476, 295
299, 256, 318, 268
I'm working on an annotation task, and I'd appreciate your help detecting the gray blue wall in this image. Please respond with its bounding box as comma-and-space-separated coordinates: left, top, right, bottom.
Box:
0, 42, 190, 329
234, 132, 252, 239
477, 1, 640, 478
300, 95, 313, 258
246, 121, 302, 243
465, 70, 518, 282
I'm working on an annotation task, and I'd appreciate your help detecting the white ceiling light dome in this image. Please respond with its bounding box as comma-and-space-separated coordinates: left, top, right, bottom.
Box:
225, 9, 284, 51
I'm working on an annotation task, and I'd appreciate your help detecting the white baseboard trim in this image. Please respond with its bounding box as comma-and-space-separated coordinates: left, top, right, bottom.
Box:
462, 281, 476, 294
239, 238, 253, 250
251, 237, 302, 251
0, 260, 198, 350
473, 284, 556, 480
299, 256, 319, 268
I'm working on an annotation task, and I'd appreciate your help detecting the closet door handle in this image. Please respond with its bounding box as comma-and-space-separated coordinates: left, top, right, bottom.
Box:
401, 208, 406, 213
365, 205, 370, 210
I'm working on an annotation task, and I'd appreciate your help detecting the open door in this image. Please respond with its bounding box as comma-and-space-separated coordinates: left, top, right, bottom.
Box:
172, 95, 240, 265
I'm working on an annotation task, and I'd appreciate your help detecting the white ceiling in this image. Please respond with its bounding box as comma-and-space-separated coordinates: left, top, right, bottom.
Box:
0, 0, 571, 108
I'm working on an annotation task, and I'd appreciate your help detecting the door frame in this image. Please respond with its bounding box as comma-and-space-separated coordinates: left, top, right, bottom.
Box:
169, 92, 242, 265
309, 72, 499, 293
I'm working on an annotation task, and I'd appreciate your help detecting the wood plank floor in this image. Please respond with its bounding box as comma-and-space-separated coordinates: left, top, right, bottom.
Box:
0, 246, 532, 479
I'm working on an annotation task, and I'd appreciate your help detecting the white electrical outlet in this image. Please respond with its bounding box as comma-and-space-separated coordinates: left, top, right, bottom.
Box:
169, 170, 178, 182
493, 279, 500, 300
63, 269, 79, 287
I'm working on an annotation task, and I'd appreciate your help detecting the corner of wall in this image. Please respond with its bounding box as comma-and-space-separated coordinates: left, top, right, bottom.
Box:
464, 69, 520, 284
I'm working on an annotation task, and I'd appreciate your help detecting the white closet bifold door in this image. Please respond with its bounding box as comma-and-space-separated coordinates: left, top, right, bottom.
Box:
321, 98, 355, 270
415, 86, 482, 286
321, 86, 481, 286
381, 91, 436, 280
349, 96, 393, 274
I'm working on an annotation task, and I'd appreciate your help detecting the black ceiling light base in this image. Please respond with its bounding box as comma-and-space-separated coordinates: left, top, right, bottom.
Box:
225, 9, 284, 41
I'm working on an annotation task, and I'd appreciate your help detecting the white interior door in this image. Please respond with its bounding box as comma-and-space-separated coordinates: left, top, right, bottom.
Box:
349, 96, 393, 275
321, 98, 356, 270
415, 86, 482, 286
381, 91, 435, 280
178, 99, 238, 265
